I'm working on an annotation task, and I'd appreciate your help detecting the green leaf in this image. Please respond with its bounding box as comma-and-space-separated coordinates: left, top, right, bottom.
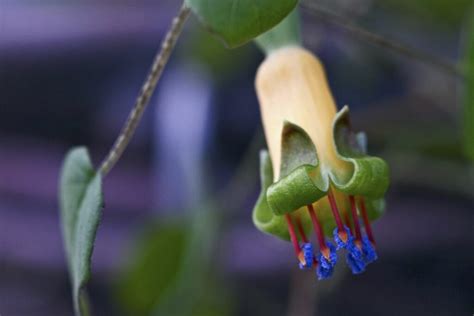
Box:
59, 147, 103, 316
378, 0, 472, 27
115, 223, 189, 315
186, 0, 298, 48
255, 8, 301, 55
115, 206, 231, 316
463, 6, 474, 161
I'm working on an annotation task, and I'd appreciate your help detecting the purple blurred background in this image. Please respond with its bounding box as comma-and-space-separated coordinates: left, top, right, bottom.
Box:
0, 1, 473, 315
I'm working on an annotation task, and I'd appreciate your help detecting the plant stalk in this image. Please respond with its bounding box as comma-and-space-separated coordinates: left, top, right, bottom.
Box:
302, 1, 463, 78
99, 3, 191, 176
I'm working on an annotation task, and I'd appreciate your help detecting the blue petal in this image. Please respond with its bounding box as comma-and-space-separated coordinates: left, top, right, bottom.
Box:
299, 243, 314, 270
346, 252, 366, 274
361, 236, 378, 264
333, 226, 354, 250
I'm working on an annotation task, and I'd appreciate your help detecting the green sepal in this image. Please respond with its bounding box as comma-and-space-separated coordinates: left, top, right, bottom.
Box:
279, 121, 318, 177
252, 150, 312, 241
253, 107, 389, 240
252, 150, 288, 239
364, 197, 386, 221
186, 0, 298, 48
267, 165, 327, 216
331, 106, 390, 199
252, 150, 385, 240
267, 122, 328, 216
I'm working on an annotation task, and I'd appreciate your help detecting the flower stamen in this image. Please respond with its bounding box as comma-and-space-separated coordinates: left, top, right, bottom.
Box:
285, 214, 311, 268
285, 214, 302, 257
359, 197, 376, 247
327, 188, 348, 243
295, 214, 309, 243
344, 211, 353, 236
349, 195, 363, 249
306, 204, 330, 260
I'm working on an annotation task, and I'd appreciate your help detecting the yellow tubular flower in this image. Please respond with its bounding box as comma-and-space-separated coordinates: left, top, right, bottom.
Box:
256, 46, 351, 182
252, 46, 389, 278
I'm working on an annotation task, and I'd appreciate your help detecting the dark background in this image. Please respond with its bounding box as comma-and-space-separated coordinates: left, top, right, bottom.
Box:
0, 0, 472, 315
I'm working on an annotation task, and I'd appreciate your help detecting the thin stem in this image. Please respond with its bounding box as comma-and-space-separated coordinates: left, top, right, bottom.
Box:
301, 1, 463, 78
99, 3, 191, 176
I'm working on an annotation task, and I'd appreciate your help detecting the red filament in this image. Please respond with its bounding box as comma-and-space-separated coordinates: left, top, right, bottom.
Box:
285, 214, 301, 256
349, 195, 362, 246
327, 189, 348, 243
344, 211, 353, 235
359, 197, 376, 246
295, 215, 309, 243
307, 204, 329, 259
327, 189, 344, 231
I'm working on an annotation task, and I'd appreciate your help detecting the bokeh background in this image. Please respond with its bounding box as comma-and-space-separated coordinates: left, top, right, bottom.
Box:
0, 0, 473, 315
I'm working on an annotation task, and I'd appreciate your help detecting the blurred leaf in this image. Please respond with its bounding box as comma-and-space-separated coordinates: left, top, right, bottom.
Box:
115, 223, 188, 315
463, 6, 474, 161
153, 276, 230, 316
59, 147, 103, 316
186, 0, 298, 48
255, 8, 301, 55
115, 206, 231, 316
378, 0, 472, 26
387, 150, 474, 198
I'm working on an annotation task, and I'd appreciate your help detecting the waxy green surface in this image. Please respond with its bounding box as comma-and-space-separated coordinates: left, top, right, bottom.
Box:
59, 147, 103, 316
253, 107, 389, 240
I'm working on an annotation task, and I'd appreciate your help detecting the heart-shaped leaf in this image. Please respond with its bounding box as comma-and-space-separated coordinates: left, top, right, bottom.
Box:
186, 0, 298, 48
59, 147, 103, 316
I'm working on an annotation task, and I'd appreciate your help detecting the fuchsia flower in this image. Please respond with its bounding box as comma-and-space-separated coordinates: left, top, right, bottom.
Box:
252, 47, 389, 279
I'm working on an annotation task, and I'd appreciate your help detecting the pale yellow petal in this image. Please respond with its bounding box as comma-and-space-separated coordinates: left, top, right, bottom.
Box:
256, 46, 350, 181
